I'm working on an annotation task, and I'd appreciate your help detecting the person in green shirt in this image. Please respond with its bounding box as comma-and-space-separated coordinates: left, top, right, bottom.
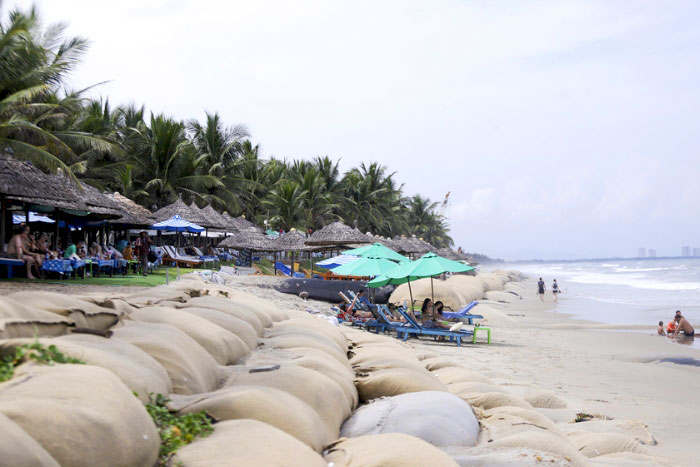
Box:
63, 241, 84, 260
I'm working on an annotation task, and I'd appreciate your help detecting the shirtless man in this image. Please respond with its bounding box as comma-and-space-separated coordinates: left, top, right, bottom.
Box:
673, 312, 694, 337
7, 226, 38, 279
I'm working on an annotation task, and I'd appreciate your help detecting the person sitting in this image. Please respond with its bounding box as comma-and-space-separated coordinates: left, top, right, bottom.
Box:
123, 242, 134, 261
88, 242, 102, 259
420, 298, 452, 330
7, 226, 39, 279
18, 225, 43, 268
354, 289, 377, 312
673, 312, 694, 337
348, 291, 374, 320
657, 320, 666, 336
76, 241, 87, 259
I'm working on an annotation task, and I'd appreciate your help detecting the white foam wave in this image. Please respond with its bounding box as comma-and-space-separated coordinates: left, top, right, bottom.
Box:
569, 272, 700, 291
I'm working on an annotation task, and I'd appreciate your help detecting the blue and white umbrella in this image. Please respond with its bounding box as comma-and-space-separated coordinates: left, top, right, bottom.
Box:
316, 254, 359, 269
151, 215, 205, 233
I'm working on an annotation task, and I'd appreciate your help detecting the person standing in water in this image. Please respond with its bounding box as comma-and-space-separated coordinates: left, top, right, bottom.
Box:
552, 279, 560, 302
537, 277, 546, 301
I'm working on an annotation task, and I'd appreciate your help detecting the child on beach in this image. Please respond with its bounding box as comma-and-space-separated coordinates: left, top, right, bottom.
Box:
658, 321, 666, 335
552, 279, 560, 302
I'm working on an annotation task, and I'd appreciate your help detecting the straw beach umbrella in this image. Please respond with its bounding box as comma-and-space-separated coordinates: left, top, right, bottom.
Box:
275, 229, 310, 276
106, 192, 155, 226
305, 221, 372, 247
199, 205, 230, 231
218, 228, 277, 251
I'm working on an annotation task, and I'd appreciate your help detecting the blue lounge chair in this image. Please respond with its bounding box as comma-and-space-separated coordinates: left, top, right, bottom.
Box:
274, 262, 305, 278
441, 301, 484, 325
396, 307, 473, 347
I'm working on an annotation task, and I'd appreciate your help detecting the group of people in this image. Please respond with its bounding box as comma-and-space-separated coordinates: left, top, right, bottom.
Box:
658, 310, 694, 337
5, 225, 155, 278
537, 277, 561, 301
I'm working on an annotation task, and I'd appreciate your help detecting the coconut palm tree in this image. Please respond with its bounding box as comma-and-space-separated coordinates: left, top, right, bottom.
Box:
186, 111, 249, 176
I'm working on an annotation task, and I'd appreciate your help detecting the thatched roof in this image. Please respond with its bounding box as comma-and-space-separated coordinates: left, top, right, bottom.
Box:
275, 230, 310, 251
218, 228, 277, 251
0, 149, 122, 217
391, 235, 422, 254
410, 235, 438, 254
305, 221, 372, 246
106, 193, 155, 226
152, 198, 206, 225
189, 203, 229, 230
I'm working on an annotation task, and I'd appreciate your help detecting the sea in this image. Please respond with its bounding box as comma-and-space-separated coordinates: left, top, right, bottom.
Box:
505, 258, 700, 349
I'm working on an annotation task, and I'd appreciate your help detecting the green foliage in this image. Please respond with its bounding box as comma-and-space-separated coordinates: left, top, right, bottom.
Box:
145, 393, 213, 465
0, 341, 85, 383
0, 2, 455, 250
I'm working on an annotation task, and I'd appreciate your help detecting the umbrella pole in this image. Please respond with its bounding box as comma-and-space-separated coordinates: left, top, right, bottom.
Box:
407, 278, 414, 314
431, 277, 435, 304
309, 251, 313, 278
291, 251, 295, 277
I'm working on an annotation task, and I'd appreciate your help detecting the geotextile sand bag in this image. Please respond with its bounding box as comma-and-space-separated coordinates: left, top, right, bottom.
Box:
0, 296, 74, 339
0, 363, 159, 467
223, 289, 288, 321
171, 419, 327, 467
8, 291, 121, 330
350, 355, 429, 375
130, 306, 250, 365
483, 406, 562, 436
121, 285, 190, 307
171, 385, 333, 451
431, 366, 493, 385
0, 413, 59, 467
271, 317, 348, 351
225, 363, 350, 437
458, 391, 533, 410
0, 335, 171, 403
263, 335, 348, 367
488, 431, 589, 466
265, 325, 347, 354
349, 346, 422, 367
341, 391, 480, 447
112, 320, 222, 394
448, 381, 507, 396
523, 390, 568, 409
178, 307, 258, 349
178, 296, 265, 336
421, 357, 465, 371
324, 433, 459, 467
568, 432, 648, 458
355, 367, 449, 401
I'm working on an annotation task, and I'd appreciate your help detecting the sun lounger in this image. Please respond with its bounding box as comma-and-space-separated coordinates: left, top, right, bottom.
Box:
396, 307, 473, 347
162, 246, 202, 268
274, 262, 305, 278
441, 301, 484, 325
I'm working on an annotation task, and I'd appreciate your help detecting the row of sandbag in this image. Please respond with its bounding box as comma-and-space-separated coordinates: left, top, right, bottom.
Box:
342, 329, 660, 466
0, 283, 294, 467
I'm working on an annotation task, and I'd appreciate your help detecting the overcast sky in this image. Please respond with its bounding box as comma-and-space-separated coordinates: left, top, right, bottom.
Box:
13, 0, 700, 260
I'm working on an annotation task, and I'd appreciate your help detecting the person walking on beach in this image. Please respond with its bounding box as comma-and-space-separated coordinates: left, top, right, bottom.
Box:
134, 231, 152, 276
537, 277, 546, 301
552, 279, 560, 302
672, 311, 694, 337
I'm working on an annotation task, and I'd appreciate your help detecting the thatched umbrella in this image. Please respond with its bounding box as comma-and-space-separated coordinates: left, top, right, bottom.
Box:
199, 205, 230, 231
275, 229, 312, 277
392, 235, 422, 256
305, 221, 371, 247
105, 192, 155, 226
153, 198, 202, 223
411, 235, 438, 254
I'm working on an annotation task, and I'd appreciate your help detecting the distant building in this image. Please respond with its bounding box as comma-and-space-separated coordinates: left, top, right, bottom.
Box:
648, 249, 656, 258
682, 246, 691, 257
693, 248, 700, 257
638, 247, 646, 258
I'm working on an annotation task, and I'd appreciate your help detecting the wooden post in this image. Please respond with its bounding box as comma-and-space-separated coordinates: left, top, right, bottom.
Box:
24, 202, 29, 224
309, 250, 313, 278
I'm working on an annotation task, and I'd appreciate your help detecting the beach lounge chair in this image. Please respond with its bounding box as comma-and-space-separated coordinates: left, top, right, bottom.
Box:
396, 307, 473, 347
441, 301, 484, 325
162, 246, 202, 268
274, 262, 305, 278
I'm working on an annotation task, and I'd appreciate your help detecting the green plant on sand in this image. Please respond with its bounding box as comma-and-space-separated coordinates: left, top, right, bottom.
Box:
0, 341, 85, 382
145, 393, 213, 465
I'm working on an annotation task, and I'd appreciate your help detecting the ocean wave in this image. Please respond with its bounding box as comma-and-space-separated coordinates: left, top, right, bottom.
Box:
614, 266, 671, 273
569, 273, 700, 291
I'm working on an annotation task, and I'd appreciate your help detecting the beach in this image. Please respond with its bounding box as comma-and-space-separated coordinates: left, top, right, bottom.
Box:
1, 270, 698, 466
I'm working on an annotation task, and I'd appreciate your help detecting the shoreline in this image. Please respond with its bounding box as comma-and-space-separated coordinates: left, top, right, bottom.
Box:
415, 276, 699, 465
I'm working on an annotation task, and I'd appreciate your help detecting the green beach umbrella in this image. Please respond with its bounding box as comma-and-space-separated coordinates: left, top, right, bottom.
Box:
367, 252, 474, 310
342, 242, 409, 263
331, 255, 404, 277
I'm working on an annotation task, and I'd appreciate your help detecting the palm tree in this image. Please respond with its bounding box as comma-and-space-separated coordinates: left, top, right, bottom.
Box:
262, 180, 306, 231
186, 111, 248, 176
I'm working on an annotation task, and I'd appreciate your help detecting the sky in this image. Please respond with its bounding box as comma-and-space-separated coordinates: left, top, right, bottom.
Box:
10, 0, 700, 260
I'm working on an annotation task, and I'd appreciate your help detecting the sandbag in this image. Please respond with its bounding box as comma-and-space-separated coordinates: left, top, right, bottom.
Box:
225, 363, 350, 438
458, 391, 532, 410
0, 363, 159, 467
447, 381, 507, 395
351, 354, 428, 375
355, 368, 448, 401
172, 385, 333, 451
178, 296, 265, 336
431, 366, 493, 385
349, 346, 422, 367
265, 325, 346, 355
0, 335, 171, 403
568, 432, 648, 458
172, 419, 326, 467
420, 357, 465, 371
272, 317, 348, 351
0, 413, 59, 467
341, 391, 479, 447
0, 296, 73, 339
263, 335, 348, 367
523, 390, 568, 409
324, 433, 459, 467
123, 285, 189, 306
483, 406, 562, 436
488, 431, 588, 466
129, 307, 249, 365
112, 321, 221, 394
178, 307, 258, 349
6, 291, 121, 330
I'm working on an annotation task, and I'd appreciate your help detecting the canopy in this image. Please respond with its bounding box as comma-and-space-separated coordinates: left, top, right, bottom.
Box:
12, 212, 55, 224
331, 255, 403, 277
151, 215, 205, 233
342, 242, 409, 263
316, 254, 358, 269
305, 221, 372, 246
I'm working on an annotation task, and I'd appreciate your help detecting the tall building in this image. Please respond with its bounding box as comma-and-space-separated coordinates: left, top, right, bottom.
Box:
693, 248, 700, 257
638, 247, 646, 258
682, 246, 691, 257
648, 249, 656, 258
